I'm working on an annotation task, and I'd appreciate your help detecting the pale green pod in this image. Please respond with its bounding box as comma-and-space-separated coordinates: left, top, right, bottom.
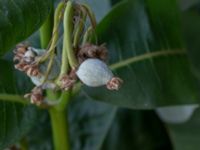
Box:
156, 104, 199, 124
76, 58, 113, 87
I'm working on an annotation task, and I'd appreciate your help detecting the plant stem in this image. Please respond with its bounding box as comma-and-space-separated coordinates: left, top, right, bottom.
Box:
110, 49, 186, 70
39, 2, 72, 150
0, 94, 28, 104
56, 91, 71, 111
20, 137, 28, 150
49, 108, 70, 150
59, 30, 69, 76
73, 8, 87, 48
40, 8, 54, 49
81, 3, 97, 28
63, 1, 78, 68
49, 2, 65, 52
82, 26, 93, 45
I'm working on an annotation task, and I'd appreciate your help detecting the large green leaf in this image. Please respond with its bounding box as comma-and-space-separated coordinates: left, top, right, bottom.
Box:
26, 111, 53, 150
0, 60, 37, 149
181, 4, 200, 81
0, 0, 53, 56
163, 4, 200, 150
25, 93, 116, 150
166, 108, 200, 150
69, 92, 116, 150
102, 109, 172, 150
83, 0, 199, 109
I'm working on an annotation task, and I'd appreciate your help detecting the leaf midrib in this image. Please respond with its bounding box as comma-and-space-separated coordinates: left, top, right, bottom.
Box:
110, 49, 186, 70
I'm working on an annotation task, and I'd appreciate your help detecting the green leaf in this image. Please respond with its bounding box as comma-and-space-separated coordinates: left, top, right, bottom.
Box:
110, 0, 123, 6
0, 60, 37, 149
102, 109, 172, 150
181, 4, 200, 80
26, 111, 53, 150
178, 0, 200, 10
0, 0, 53, 56
83, 0, 199, 109
25, 93, 116, 150
166, 108, 200, 150
69, 92, 116, 150
166, 7, 200, 149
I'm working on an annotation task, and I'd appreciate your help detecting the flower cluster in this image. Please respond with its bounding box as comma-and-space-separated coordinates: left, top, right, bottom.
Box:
13, 1, 123, 106
14, 44, 41, 77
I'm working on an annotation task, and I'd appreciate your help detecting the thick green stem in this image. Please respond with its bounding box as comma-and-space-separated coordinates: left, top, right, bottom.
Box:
39, 2, 71, 150
56, 91, 71, 111
49, 108, 70, 150
63, 1, 78, 68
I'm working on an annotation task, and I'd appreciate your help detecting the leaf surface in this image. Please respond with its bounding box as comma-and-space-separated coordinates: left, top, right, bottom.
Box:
0, 60, 37, 149
83, 0, 199, 109
0, 0, 52, 55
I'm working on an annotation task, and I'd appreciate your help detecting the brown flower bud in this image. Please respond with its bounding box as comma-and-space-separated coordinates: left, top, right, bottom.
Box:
24, 87, 44, 105
106, 77, 123, 90
60, 69, 77, 90
77, 43, 108, 63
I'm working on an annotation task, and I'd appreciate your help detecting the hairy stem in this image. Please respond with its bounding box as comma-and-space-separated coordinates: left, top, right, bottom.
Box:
110, 49, 186, 70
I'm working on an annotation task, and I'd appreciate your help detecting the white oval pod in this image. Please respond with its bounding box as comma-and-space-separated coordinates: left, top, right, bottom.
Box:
156, 104, 199, 124
76, 58, 113, 87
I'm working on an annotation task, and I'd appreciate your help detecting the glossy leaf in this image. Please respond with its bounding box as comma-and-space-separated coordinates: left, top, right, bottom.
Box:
0, 0, 53, 56
25, 92, 116, 150
181, 4, 200, 81
69, 92, 116, 150
102, 109, 172, 150
166, 108, 200, 150
83, 0, 199, 109
0, 60, 37, 149
163, 4, 200, 150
